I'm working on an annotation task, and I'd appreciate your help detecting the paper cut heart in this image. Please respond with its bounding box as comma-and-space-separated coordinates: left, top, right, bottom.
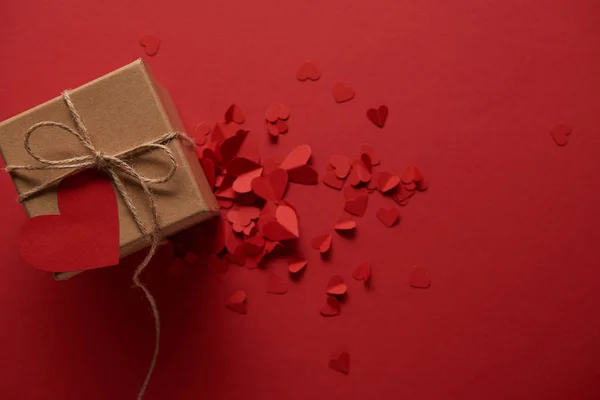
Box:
367, 105, 388, 128
334, 218, 356, 232
226, 290, 247, 314
360, 144, 380, 165
377, 172, 400, 193
409, 265, 431, 289
251, 168, 288, 202
550, 123, 572, 146
232, 168, 263, 193
139, 34, 161, 56
288, 259, 308, 274
18, 170, 120, 272
344, 194, 368, 217
311, 234, 332, 254
320, 296, 341, 316
262, 205, 299, 241
376, 207, 399, 227
265, 102, 290, 122
266, 272, 288, 294
296, 61, 321, 81
193, 121, 211, 146
332, 82, 355, 103
329, 155, 351, 179
322, 171, 345, 190
329, 352, 350, 374
352, 262, 371, 281
326, 275, 347, 296
280, 145, 318, 185
225, 104, 245, 124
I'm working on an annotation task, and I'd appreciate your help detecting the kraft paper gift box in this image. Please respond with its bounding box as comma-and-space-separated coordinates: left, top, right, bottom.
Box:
0, 59, 220, 279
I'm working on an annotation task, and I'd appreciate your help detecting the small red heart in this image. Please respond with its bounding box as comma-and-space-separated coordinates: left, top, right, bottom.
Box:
232, 168, 263, 194
360, 144, 381, 165
376, 207, 400, 227
348, 162, 371, 187
322, 171, 345, 190
352, 262, 371, 281
139, 34, 161, 56
550, 123, 572, 146
18, 171, 120, 272
226, 206, 260, 227
332, 82, 355, 103
265, 102, 291, 123
377, 172, 401, 193
192, 121, 211, 145
344, 195, 368, 217
244, 234, 265, 256
226, 290, 247, 314
326, 274, 347, 296
275, 119, 288, 134
311, 234, 332, 254
251, 168, 288, 202
262, 205, 299, 241
329, 352, 350, 374
329, 155, 351, 179
225, 104, 245, 124
280, 145, 312, 170
320, 296, 341, 316
287, 164, 319, 185
401, 165, 423, 184
296, 61, 321, 81
266, 122, 279, 137
409, 265, 431, 289
266, 272, 288, 294
334, 218, 356, 232
367, 105, 389, 128
288, 259, 308, 274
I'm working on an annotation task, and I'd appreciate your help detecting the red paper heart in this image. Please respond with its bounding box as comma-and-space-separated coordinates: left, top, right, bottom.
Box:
265, 102, 290, 123
344, 195, 368, 217
18, 171, 120, 272
329, 352, 350, 374
199, 157, 216, 188
226, 290, 247, 314
288, 259, 308, 274
287, 164, 319, 185
550, 123, 572, 146
280, 145, 312, 170
251, 168, 288, 202
311, 234, 332, 254
139, 34, 161, 56
320, 296, 341, 316
225, 104, 245, 124
377, 172, 401, 193
360, 144, 381, 165
296, 61, 321, 81
334, 218, 356, 232
367, 105, 388, 128
322, 171, 345, 190
266, 272, 288, 294
329, 155, 351, 179
348, 161, 371, 187
401, 165, 423, 184
332, 82, 355, 103
232, 168, 263, 194
267, 122, 279, 137
275, 119, 288, 134
352, 261, 371, 281
326, 275, 347, 296
409, 265, 431, 289
262, 205, 299, 241
376, 207, 400, 227
192, 121, 211, 146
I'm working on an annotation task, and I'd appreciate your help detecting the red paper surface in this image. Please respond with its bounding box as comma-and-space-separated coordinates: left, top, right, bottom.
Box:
1, 1, 600, 399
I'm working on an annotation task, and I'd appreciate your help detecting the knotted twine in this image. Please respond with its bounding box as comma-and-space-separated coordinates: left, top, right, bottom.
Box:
5, 91, 194, 399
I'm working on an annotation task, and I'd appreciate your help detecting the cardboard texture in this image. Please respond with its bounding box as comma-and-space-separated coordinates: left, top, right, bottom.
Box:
0, 60, 219, 276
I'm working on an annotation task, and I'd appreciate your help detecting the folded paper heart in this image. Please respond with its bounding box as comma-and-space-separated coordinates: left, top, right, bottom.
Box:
296, 61, 321, 81
376, 207, 400, 227
344, 194, 368, 217
332, 82, 355, 103
367, 105, 389, 128
251, 168, 288, 202
409, 265, 431, 289
334, 218, 356, 232
329, 352, 350, 374
320, 296, 341, 316
262, 204, 300, 241
280, 145, 319, 185
288, 259, 308, 274
311, 234, 332, 254
139, 34, 161, 56
227, 290, 248, 314
266, 272, 288, 294
326, 275, 347, 296
18, 170, 120, 272
265, 101, 290, 123
225, 104, 245, 124
329, 155, 351, 179
550, 123, 572, 146
322, 171, 345, 190
352, 261, 371, 282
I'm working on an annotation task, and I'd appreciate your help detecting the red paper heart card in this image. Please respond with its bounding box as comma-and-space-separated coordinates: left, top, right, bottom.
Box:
18, 170, 120, 272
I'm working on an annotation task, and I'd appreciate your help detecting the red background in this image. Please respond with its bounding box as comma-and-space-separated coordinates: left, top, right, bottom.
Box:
2, 0, 600, 399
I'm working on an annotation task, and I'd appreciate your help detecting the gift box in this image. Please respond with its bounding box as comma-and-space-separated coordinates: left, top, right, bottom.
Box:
0, 60, 220, 279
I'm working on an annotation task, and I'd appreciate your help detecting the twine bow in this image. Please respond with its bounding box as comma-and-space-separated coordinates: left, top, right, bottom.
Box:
5, 91, 193, 399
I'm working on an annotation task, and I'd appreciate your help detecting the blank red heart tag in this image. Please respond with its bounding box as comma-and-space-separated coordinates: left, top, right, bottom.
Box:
376, 207, 400, 227
332, 82, 355, 103
226, 290, 247, 314
550, 123, 572, 146
329, 352, 350, 374
344, 194, 368, 217
367, 105, 388, 128
266, 272, 288, 294
251, 168, 288, 202
409, 265, 431, 289
225, 104, 245, 124
352, 261, 371, 281
139, 34, 161, 56
18, 170, 120, 272
320, 296, 341, 316
326, 274, 347, 296
311, 234, 332, 254
297, 61, 321, 81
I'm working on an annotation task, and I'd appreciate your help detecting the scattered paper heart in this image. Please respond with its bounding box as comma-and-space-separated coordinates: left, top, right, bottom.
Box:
329, 352, 350, 374
265, 101, 291, 122
232, 168, 263, 194
288, 259, 308, 274
409, 265, 431, 289
367, 105, 388, 128
262, 204, 300, 241
360, 144, 380, 165
377, 172, 401, 193
352, 261, 371, 281
226, 290, 247, 314
225, 104, 245, 124
139, 34, 161, 56
322, 171, 345, 190
332, 82, 355, 103
251, 168, 288, 202
311, 234, 332, 254
344, 194, 368, 217
334, 218, 356, 232
320, 296, 341, 316
296, 60, 321, 81
326, 275, 347, 296
266, 272, 288, 294
550, 123, 572, 146
376, 207, 399, 227
329, 155, 351, 179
